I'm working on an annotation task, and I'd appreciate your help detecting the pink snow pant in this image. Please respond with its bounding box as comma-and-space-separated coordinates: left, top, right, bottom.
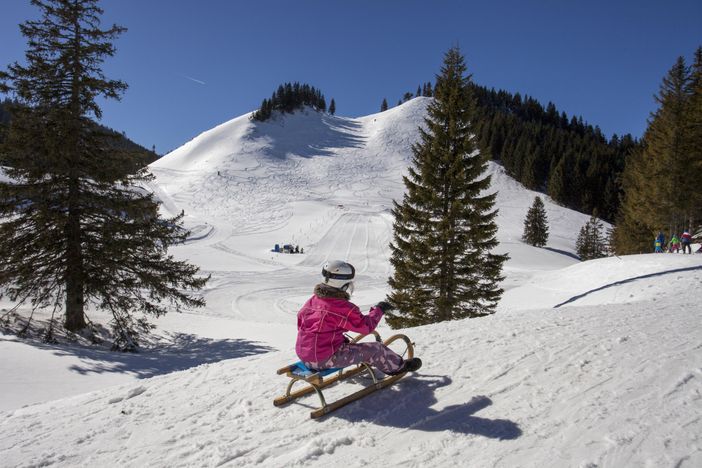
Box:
304, 342, 403, 374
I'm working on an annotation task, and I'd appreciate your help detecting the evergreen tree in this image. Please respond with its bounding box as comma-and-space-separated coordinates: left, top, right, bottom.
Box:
386, 47, 507, 327
576, 212, 606, 260
613, 146, 655, 253
615, 50, 702, 253
605, 225, 616, 256
522, 196, 549, 247
547, 156, 567, 203
645, 57, 690, 229
381, 98, 388, 112
685, 47, 702, 228
416, 85, 421, 97
0, 0, 207, 348
329, 98, 336, 115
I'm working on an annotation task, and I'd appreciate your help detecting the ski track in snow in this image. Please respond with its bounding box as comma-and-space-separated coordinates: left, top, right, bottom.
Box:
2, 98, 701, 467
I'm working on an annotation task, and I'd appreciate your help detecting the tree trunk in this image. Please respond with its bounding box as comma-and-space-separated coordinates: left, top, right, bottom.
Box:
64, 179, 85, 331
64, 18, 86, 333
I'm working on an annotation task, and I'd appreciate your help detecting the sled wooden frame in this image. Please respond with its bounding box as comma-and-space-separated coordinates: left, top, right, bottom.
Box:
273, 331, 414, 419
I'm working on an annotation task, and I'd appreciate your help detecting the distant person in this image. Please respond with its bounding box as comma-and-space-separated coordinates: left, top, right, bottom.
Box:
681, 230, 692, 254
295, 260, 421, 375
301, 247, 304, 254
294, 245, 299, 254
655, 231, 665, 253
670, 234, 680, 253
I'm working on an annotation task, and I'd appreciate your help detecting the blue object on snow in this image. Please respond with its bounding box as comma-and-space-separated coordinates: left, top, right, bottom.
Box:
289, 361, 342, 378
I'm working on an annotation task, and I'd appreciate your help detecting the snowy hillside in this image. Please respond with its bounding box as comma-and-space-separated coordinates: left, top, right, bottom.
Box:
2, 98, 701, 467
146, 97, 592, 322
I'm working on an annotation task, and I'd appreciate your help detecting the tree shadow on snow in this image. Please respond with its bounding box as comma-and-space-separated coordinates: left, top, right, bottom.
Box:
1, 332, 275, 379
250, 113, 366, 159
330, 374, 522, 440
543, 246, 581, 260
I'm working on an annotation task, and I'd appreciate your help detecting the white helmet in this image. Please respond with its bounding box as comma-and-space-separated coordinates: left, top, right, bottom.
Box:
321, 260, 355, 293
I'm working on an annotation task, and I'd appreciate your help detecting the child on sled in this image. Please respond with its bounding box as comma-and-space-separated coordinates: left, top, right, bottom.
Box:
295, 260, 422, 375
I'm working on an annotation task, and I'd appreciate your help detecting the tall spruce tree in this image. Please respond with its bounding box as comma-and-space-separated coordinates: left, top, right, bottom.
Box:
381, 98, 388, 112
329, 98, 336, 115
645, 57, 691, 230
386, 47, 507, 327
522, 196, 549, 247
684, 47, 702, 228
547, 156, 567, 202
0, 0, 207, 348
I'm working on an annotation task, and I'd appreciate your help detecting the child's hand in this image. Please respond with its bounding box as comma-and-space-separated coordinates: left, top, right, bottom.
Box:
374, 301, 395, 313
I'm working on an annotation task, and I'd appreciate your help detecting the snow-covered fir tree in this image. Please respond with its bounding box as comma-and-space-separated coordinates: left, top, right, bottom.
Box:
522, 196, 549, 247
576, 213, 607, 260
0, 0, 208, 349
386, 47, 507, 327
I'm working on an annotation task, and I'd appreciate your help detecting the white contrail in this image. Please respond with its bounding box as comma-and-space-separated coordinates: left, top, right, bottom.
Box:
179, 74, 206, 85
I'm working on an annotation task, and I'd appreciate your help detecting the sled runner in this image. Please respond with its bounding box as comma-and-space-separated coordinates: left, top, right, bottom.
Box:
273, 331, 414, 418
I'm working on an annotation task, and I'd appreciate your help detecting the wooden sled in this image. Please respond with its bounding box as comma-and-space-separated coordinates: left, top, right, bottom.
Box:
273, 331, 414, 419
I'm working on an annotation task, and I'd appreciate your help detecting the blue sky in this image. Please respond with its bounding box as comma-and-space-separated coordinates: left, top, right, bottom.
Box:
1, 0, 701, 154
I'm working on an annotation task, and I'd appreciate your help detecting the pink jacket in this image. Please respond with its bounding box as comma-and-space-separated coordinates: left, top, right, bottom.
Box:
296, 294, 383, 363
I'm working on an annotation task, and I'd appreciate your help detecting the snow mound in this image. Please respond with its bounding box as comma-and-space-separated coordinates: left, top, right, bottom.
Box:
501, 253, 702, 311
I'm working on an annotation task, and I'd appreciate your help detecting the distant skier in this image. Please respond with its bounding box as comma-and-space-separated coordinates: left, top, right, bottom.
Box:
681, 230, 692, 254
295, 260, 421, 375
669, 233, 680, 253
655, 231, 665, 253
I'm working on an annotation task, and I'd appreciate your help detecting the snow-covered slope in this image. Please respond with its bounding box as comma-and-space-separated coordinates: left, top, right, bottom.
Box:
146, 98, 592, 323
2, 98, 700, 467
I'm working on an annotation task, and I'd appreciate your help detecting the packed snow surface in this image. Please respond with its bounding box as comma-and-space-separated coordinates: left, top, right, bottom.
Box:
1, 98, 700, 467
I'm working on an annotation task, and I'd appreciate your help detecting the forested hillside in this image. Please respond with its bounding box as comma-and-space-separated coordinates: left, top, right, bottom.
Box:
386, 82, 641, 223
470, 85, 639, 222
0, 99, 158, 166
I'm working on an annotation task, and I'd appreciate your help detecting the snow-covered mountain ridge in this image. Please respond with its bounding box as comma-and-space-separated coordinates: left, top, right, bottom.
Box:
1, 98, 700, 467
